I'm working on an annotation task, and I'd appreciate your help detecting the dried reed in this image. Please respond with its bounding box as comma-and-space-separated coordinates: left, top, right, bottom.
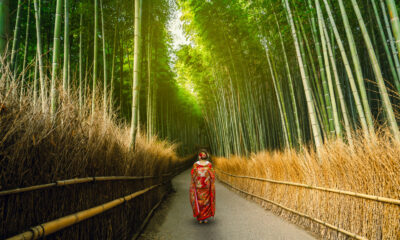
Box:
214, 131, 400, 239
0, 79, 191, 239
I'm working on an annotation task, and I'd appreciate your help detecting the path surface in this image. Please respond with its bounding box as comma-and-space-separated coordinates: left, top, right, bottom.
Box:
139, 169, 316, 240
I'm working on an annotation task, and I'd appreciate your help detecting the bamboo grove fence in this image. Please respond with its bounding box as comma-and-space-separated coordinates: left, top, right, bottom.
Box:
1, 160, 193, 239
215, 168, 400, 240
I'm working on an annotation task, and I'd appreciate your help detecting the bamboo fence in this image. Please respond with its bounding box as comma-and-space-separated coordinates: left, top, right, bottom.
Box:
5, 166, 188, 240
0, 171, 180, 197
131, 191, 168, 240
217, 176, 367, 240
216, 168, 400, 205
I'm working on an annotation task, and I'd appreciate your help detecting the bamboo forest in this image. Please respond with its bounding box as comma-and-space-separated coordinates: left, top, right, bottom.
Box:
1, 0, 400, 239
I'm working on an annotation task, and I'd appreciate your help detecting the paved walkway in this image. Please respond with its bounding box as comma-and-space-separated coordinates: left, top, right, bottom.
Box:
139, 169, 316, 240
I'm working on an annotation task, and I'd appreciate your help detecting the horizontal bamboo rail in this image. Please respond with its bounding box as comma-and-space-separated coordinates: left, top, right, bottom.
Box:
6, 183, 162, 240
216, 168, 400, 205
5, 165, 190, 240
0, 172, 175, 197
218, 176, 368, 240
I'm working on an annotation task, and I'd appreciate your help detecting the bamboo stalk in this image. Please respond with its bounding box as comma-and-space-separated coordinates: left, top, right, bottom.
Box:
216, 168, 400, 205
10, 0, 21, 75
62, 0, 69, 92
131, 0, 143, 148
50, 0, 63, 117
218, 176, 367, 240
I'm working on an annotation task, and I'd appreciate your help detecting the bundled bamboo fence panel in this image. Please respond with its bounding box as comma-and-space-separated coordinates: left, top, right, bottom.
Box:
216, 169, 400, 205
0, 165, 186, 197
5, 165, 189, 240
217, 176, 367, 240
213, 145, 400, 240
6, 184, 161, 240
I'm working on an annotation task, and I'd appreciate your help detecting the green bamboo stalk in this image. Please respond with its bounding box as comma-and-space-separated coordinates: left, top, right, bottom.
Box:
33, 55, 38, 105
33, 0, 46, 112
273, 10, 302, 144
284, 0, 323, 153
50, 0, 63, 117
385, 0, 400, 60
92, 0, 98, 117
351, 0, 400, 141
20, 0, 31, 99
371, 0, 400, 93
0, 0, 8, 55
322, 0, 370, 137
307, 0, 330, 132
297, 13, 329, 132
79, 3, 83, 111
265, 46, 290, 148
317, 7, 341, 137
323, 25, 353, 146
146, 17, 152, 140
10, 0, 21, 74
62, 0, 69, 92
100, 0, 107, 117
380, 0, 400, 82
130, 0, 142, 148
109, 20, 117, 113
118, 30, 123, 116
337, 0, 375, 135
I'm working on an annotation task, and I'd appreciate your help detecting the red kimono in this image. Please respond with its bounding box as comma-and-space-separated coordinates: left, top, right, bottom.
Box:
190, 161, 216, 221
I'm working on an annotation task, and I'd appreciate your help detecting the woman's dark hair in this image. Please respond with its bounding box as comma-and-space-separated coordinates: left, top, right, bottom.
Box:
198, 149, 210, 161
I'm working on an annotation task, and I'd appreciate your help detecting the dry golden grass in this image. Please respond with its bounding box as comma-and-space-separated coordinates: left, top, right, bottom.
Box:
0, 80, 191, 239
214, 131, 400, 239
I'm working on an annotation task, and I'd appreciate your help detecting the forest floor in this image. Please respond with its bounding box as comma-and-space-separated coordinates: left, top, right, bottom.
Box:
139, 169, 317, 240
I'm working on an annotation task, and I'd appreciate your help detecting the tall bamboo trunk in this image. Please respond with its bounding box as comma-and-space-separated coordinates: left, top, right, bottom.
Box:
321, 0, 370, 137
79, 3, 83, 111
119, 30, 124, 116
318, 9, 341, 137
337, 0, 375, 135
380, 0, 400, 80
0, 0, 9, 55
50, 0, 63, 117
284, 0, 323, 154
265, 47, 290, 148
146, 4, 152, 141
351, 0, 400, 141
322, 25, 353, 146
110, 20, 117, 113
20, 0, 31, 99
62, 0, 69, 93
130, 0, 142, 148
10, 0, 21, 76
100, 0, 107, 117
33, 0, 46, 112
92, 0, 98, 117
371, 0, 400, 92
386, 0, 400, 60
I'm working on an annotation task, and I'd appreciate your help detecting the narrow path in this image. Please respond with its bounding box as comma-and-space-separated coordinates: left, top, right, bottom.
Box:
139, 169, 316, 240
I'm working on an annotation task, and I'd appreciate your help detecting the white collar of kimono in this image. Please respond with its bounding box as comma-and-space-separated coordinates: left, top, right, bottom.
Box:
197, 160, 209, 166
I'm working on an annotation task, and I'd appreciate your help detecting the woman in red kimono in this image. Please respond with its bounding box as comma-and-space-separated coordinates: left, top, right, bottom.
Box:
190, 150, 215, 223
